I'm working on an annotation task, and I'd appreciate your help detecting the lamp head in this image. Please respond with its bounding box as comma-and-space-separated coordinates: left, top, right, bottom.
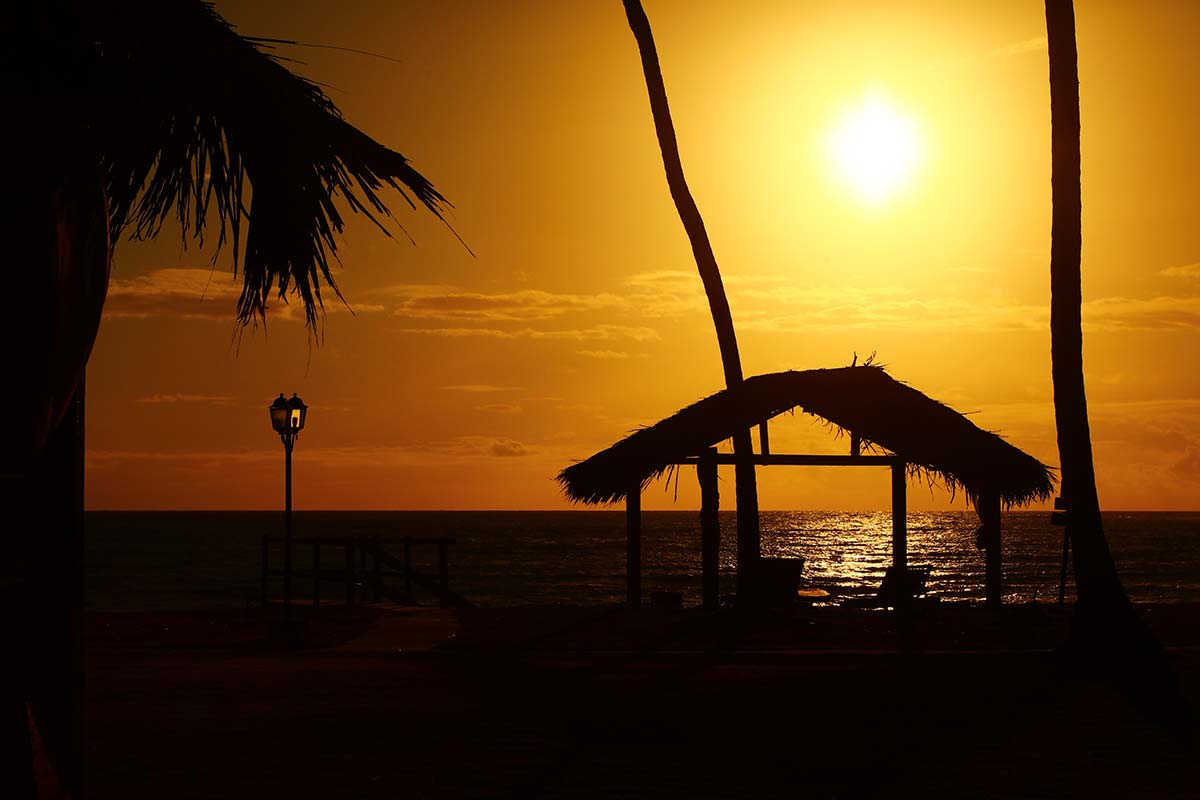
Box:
287, 393, 308, 433
269, 393, 289, 434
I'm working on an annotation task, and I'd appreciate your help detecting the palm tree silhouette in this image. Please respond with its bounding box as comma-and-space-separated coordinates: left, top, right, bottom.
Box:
621, 0, 762, 596
1044, 0, 1129, 621
1045, 0, 1190, 737
9, 1, 453, 793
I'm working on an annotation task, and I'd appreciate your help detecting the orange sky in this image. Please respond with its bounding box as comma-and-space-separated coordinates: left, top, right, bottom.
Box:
85, 0, 1200, 511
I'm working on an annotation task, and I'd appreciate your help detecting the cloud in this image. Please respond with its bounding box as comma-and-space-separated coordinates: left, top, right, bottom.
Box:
1082, 296, 1200, 332
738, 290, 1046, 334
104, 268, 239, 320
733, 288, 1200, 334
134, 393, 236, 406
576, 349, 630, 359
359, 275, 1200, 342
489, 439, 530, 457
1159, 263, 1200, 280
476, 403, 522, 415
621, 271, 793, 317
403, 325, 660, 342
103, 268, 382, 321
86, 448, 274, 468
443, 384, 521, 393
996, 36, 1047, 57
87, 435, 543, 470
388, 287, 628, 322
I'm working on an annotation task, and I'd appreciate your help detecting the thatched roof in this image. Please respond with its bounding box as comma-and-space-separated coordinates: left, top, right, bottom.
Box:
557, 365, 1055, 508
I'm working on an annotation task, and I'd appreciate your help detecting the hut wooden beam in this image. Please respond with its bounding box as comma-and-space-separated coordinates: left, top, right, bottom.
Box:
980, 491, 1003, 607
626, 486, 641, 608
698, 448, 720, 610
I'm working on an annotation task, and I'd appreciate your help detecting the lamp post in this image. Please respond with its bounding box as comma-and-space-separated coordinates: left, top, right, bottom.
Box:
269, 392, 308, 629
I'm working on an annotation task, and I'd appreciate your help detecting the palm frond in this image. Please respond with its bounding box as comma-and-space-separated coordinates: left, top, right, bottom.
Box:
83, 0, 453, 333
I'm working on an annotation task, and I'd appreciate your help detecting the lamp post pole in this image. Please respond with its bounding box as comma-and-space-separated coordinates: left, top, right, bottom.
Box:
269, 393, 308, 634
283, 425, 294, 628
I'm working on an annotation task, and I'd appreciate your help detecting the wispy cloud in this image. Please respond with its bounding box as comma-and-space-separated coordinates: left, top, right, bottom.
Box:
995, 36, 1047, 57
104, 268, 239, 320
86, 448, 274, 468
403, 325, 660, 342
134, 393, 237, 406
104, 268, 382, 321
488, 439, 530, 457
1083, 296, 1200, 331
443, 384, 521, 393
475, 403, 522, 415
389, 287, 627, 322
87, 435, 541, 470
736, 289, 1200, 334
576, 349, 630, 359
1159, 262, 1200, 280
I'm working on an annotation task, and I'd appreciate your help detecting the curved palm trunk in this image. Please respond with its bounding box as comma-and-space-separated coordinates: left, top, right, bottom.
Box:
1045, 3, 1191, 737
622, 0, 761, 596
1044, 0, 1127, 615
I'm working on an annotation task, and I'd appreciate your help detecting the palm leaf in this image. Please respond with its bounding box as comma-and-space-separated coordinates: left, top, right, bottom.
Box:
82, 0, 453, 332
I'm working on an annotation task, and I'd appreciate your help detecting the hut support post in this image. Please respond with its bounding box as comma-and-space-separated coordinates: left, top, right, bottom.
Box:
699, 449, 720, 610
891, 460, 907, 570
626, 486, 642, 608
981, 492, 1003, 607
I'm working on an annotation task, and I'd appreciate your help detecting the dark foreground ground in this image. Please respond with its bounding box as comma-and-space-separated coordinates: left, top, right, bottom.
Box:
86, 603, 1199, 799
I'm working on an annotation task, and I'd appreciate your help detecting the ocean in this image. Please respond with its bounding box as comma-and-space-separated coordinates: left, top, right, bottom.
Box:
84, 510, 1200, 610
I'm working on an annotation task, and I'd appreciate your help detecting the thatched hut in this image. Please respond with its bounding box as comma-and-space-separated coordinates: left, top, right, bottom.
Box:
557, 365, 1054, 607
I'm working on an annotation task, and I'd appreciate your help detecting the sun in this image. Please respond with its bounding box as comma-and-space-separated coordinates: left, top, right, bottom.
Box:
826, 93, 922, 206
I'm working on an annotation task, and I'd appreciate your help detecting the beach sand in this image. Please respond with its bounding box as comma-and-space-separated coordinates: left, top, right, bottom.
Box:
86, 603, 1199, 798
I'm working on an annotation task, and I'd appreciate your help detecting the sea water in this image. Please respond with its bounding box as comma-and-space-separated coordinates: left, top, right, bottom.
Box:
84, 510, 1200, 610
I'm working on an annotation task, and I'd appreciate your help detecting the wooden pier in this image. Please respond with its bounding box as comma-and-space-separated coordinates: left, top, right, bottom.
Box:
260, 535, 471, 609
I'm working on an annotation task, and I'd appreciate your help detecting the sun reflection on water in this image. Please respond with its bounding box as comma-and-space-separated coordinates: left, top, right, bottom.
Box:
751, 511, 984, 602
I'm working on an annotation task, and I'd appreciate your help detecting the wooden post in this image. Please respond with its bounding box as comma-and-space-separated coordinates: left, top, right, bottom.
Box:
373, 537, 382, 602
260, 535, 269, 608
699, 449, 720, 610
891, 460, 907, 571
1058, 529, 1070, 604
439, 538, 450, 609
403, 539, 413, 600
344, 543, 355, 607
359, 540, 367, 588
626, 486, 642, 608
850, 432, 861, 457
734, 454, 760, 602
981, 492, 1003, 607
313, 543, 321, 607
758, 423, 770, 456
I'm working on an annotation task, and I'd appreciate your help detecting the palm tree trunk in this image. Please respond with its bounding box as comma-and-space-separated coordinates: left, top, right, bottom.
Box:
1044, 0, 1127, 616
1044, 10, 1193, 737
622, 0, 761, 596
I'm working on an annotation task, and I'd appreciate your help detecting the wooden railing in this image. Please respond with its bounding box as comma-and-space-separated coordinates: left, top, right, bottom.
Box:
260, 535, 471, 609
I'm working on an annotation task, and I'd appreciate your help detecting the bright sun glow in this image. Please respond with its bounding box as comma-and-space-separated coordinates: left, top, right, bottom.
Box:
827, 94, 922, 206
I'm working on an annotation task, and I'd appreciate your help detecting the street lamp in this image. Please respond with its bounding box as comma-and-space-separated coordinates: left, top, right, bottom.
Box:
269, 392, 307, 629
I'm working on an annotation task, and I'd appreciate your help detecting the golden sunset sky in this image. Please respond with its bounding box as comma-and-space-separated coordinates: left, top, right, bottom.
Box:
85, 0, 1200, 511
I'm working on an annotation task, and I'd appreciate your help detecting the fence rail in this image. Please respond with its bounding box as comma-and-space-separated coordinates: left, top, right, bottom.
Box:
260, 535, 470, 609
